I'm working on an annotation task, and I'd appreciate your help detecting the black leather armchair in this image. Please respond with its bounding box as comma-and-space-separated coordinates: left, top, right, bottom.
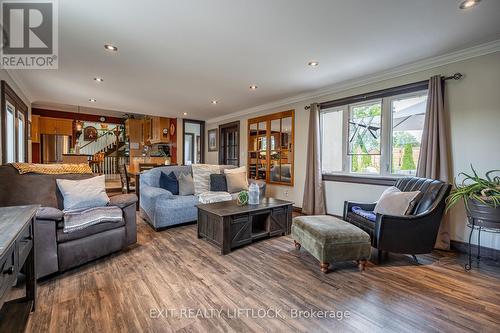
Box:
343, 177, 451, 263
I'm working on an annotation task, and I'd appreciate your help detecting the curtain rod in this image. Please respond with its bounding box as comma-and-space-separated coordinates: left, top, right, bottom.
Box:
304, 73, 463, 110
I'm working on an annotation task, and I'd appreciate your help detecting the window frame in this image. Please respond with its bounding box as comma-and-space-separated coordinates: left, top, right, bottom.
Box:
1, 80, 29, 164
320, 86, 428, 185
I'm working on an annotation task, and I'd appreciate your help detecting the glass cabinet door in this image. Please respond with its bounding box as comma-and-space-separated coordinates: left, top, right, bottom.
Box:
270, 118, 281, 182
257, 121, 267, 180
248, 123, 258, 179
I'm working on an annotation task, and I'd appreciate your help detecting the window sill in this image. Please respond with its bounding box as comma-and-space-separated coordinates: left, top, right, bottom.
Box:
322, 173, 398, 186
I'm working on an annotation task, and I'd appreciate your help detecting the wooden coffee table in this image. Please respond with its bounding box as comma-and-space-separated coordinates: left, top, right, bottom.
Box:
196, 198, 293, 254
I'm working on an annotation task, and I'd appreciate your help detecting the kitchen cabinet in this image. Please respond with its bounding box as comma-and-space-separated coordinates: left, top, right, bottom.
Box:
125, 119, 144, 157
142, 118, 152, 143
39, 117, 73, 136
150, 116, 170, 144
31, 115, 40, 143
141, 116, 170, 144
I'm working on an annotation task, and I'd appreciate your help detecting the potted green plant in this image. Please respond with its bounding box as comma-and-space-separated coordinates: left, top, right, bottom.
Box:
446, 166, 500, 229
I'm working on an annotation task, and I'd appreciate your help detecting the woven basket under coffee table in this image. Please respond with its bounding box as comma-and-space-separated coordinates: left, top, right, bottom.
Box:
292, 215, 371, 273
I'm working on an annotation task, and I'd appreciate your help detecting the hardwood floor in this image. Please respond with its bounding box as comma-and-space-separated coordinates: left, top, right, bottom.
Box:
23, 215, 500, 333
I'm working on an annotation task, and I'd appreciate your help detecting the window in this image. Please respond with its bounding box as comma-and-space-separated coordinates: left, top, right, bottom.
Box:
1, 81, 28, 164
5, 102, 15, 163
320, 88, 428, 178
348, 100, 382, 174
390, 93, 428, 175
18, 111, 25, 162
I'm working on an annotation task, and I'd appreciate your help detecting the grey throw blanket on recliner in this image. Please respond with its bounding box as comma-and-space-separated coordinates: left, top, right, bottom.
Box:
63, 206, 123, 233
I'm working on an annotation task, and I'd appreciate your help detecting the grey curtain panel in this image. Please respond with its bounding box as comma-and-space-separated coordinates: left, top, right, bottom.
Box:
417, 75, 451, 250
302, 103, 326, 215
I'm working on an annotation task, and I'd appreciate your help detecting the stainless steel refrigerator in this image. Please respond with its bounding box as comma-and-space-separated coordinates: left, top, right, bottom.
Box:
41, 135, 71, 163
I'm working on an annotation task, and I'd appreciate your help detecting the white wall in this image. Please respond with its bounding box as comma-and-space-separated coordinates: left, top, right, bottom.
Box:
206, 52, 500, 250
0, 70, 32, 163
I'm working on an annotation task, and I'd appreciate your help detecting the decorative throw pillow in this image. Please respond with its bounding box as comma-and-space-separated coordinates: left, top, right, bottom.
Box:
210, 174, 227, 192
224, 166, 249, 186
56, 175, 110, 211
224, 165, 246, 174
374, 186, 421, 216
159, 171, 179, 195
225, 172, 249, 193
178, 173, 195, 196
192, 164, 220, 194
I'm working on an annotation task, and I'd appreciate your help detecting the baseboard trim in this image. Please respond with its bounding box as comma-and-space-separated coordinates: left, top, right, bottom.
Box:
450, 240, 500, 261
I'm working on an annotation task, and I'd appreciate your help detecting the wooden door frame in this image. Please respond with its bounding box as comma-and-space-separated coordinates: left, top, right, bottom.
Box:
218, 121, 240, 166
182, 119, 205, 165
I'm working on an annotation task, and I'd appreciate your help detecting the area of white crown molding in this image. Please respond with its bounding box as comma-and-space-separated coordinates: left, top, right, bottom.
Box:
207, 39, 500, 124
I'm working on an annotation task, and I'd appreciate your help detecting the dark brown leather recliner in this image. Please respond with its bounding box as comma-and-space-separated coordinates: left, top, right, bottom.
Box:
0, 165, 137, 278
343, 177, 451, 263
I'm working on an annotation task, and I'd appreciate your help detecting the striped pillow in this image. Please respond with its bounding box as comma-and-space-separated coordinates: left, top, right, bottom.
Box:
192, 164, 220, 194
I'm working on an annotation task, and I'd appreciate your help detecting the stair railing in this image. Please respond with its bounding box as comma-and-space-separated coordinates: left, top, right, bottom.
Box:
80, 128, 121, 156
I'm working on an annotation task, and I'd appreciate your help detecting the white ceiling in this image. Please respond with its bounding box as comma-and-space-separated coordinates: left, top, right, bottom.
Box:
11, 0, 500, 120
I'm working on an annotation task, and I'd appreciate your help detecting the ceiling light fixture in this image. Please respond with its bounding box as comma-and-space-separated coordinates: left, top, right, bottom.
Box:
94, 77, 104, 82
75, 106, 84, 132
211, 100, 218, 105
104, 44, 118, 52
249, 85, 258, 90
89, 98, 97, 102
308, 61, 319, 67
459, 0, 481, 9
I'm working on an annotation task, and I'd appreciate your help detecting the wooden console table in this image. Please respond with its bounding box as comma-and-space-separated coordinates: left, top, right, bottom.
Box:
196, 198, 293, 254
0, 205, 38, 332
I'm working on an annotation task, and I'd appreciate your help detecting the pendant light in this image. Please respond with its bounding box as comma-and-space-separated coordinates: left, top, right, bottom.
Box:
75, 106, 84, 132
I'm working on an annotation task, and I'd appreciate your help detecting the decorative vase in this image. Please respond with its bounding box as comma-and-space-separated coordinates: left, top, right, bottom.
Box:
248, 182, 260, 205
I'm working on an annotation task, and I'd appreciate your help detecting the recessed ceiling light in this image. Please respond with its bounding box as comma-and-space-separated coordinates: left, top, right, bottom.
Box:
249, 85, 258, 90
94, 77, 104, 82
89, 98, 97, 102
104, 44, 118, 52
211, 100, 218, 105
308, 61, 319, 67
183, 112, 188, 116
459, 0, 481, 9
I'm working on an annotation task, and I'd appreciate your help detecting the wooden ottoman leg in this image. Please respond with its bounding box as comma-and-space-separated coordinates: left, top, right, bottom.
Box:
294, 240, 301, 250
357, 260, 367, 271
320, 262, 329, 273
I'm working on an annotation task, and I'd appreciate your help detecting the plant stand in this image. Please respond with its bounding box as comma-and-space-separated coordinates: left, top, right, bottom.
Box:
465, 217, 500, 271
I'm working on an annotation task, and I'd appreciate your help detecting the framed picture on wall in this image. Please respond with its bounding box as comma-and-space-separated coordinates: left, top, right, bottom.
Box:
208, 129, 218, 151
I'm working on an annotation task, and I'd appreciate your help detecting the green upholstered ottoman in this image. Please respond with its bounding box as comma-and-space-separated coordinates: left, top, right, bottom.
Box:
292, 215, 371, 273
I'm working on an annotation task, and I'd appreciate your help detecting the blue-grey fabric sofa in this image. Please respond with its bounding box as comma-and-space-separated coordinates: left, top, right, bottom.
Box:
140, 165, 265, 230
